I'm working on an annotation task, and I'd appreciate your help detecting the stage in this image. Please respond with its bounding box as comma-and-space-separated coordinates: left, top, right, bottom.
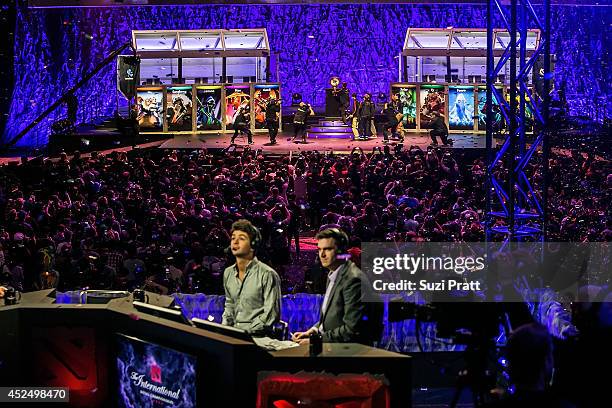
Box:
157, 131, 486, 153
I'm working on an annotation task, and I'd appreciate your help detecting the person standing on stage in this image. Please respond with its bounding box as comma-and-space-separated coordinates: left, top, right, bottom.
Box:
357, 93, 376, 140
222, 219, 282, 335
263, 96, 281, 145
291, 101, 314, 144
230, 104, 253, 145
428, 110, 451, 146
336, 83, 350, 123
382, 93, 404, 143
291, 228, 383, 345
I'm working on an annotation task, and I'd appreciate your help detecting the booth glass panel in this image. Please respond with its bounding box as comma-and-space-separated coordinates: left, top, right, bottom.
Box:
182, 58, 222, 84
135, 32, 179, 51
140, 58, 179, 85
421, 56, 447, 83
409, 31, 450, 49
179, 32, 222, 51
223, 31, 267, 50
226, 57, 258, 82
451, 31, 488, 50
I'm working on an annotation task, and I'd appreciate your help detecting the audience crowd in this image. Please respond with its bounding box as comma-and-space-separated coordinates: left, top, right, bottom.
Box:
0, 145, 609, 296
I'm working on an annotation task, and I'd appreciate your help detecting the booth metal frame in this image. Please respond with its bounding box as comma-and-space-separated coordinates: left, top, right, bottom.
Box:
127, 29, 280, 135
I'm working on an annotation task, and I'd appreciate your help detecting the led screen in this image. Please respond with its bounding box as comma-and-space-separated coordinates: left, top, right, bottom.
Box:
116, 334, 197, 408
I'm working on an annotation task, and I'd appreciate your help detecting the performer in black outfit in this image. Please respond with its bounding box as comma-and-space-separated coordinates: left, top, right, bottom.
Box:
336, 83, 350, 123
230, 104, 253, 144
382, 93, 403, 143
357, 93, 376, 140
291, 101, 314, 143
263, 96, 281, 145
429, 111, 451, 146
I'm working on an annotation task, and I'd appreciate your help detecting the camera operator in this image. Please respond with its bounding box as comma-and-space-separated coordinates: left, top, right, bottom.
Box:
428, 111, 452, 146
263, 95, 281, 145
230, 104, 253, 145
357, 93, 376, 140
291, 101, 314, 144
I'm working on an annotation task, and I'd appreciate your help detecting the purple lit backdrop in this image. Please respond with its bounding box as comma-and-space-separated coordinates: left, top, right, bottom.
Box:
4, 4, 610, 147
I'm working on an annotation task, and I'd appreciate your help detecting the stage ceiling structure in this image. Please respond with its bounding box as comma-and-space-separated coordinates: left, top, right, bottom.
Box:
27, 0, 606, 8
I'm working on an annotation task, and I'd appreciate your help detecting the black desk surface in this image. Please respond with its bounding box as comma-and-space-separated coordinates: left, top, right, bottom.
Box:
1, 290, 411, 407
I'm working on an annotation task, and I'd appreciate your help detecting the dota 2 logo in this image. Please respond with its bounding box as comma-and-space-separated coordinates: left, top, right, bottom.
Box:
150, 363, 162, 384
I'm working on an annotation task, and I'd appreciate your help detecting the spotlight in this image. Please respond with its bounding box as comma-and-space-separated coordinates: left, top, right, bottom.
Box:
377, 92, 387, 102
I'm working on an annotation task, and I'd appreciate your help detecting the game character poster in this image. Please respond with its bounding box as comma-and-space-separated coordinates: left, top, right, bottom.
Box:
116, 334, 197, 407
448, 86, 475, 130
166, 86, 193, 132
503, 87, 535, 129
391, 86, 417, 129
135, 87, 163, 131
224, 86, 251, 130
477, 86, 504, 131
195, 86, 222, 131
253, 84, 280, 129
419, 85, 446, 128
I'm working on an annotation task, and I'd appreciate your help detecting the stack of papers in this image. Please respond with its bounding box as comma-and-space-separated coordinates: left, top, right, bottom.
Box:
253, 336, 300, 351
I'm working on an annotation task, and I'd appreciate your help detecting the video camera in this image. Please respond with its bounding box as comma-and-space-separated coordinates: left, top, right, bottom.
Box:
388, 297, 504, 342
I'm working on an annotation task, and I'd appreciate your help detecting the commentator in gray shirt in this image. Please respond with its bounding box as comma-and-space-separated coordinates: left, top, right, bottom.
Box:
221, 219, 281, 335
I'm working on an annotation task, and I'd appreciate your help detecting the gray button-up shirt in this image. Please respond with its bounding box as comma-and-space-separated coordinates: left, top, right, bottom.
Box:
221, 257, 281, 334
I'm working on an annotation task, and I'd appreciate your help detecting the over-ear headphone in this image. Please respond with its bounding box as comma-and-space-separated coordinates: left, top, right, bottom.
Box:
327, 228, 349, 254
250, 225, 262, 251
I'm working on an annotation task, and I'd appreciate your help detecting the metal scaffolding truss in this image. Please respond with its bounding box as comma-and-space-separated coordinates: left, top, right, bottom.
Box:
486, 0, 551, 241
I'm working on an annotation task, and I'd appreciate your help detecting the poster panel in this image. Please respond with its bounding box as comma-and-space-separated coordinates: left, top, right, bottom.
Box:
225, 86, 251, 130
448, 86, 475, 130
419, 84, 446, 128
195, 86, 222, 131
253, 84, 281, 129
135, 87, 163, 131
477, 86, 504, 131
166, 86, 193, 132
391, 85, 417, 129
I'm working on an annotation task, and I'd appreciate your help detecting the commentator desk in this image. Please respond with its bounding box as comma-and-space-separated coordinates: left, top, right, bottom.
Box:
0, 290, 411, 407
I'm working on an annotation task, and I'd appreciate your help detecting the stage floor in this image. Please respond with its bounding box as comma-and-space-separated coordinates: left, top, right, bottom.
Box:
158, 131, 485, 153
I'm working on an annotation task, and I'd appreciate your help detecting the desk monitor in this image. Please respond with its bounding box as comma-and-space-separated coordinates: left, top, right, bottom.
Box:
191, 317, 252, 342
133, 301, 192, 326
116, 333, 197, 407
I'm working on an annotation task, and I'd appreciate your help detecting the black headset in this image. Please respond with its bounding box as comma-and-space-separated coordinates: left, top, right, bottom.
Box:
249, 225, 262, 251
